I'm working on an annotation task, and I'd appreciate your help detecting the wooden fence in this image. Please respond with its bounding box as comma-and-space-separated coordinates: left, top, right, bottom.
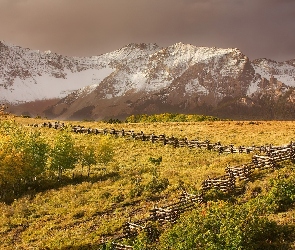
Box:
29, 122, 295, 249
201, 172, 236, 193
35, 121, 290, 157
149, 199, 195, 224
111, 242, 133, 250
225, 163, 254, 181
122, 218, 149, 238
201, 143, 295, 194
112, 143, 295, 248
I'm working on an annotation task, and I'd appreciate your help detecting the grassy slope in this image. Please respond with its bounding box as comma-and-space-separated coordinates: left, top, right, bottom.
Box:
1, 117, 295, 249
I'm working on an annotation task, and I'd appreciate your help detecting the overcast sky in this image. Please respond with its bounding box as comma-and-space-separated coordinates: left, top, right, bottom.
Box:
0, 0, 294, 61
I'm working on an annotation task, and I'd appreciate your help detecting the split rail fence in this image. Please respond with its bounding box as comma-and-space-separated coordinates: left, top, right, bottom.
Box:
109, 142, 295, 249
30, 122, 295, 249
36, 121, 277, 156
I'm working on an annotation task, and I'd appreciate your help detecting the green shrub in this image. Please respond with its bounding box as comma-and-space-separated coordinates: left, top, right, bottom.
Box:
158, 201, 278, 250
148, 156, 162, 166
130, 183, 145, 198
138, 167, 169, 197
145, 176, 169, 195
264, 175, 295, 212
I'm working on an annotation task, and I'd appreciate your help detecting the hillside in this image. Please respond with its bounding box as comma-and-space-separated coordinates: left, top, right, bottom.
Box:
0, 116, 295, 249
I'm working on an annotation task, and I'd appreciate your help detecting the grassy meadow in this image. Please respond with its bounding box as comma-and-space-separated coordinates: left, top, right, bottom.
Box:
0, 115, 295, 249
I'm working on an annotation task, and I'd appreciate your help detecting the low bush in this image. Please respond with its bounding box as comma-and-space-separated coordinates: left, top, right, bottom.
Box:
158, 201, 279, 250
264, 175, 295, 212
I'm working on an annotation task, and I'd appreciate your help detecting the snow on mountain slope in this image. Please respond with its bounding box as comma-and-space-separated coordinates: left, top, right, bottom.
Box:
2, 40, 295, 120
1, 68, 114, 103
95, 42, 250, 100
0, 40, 263, 104
94, 43, 163, 98
0, 40, 114, 103
95, 43, 160, 66
0, 41, 163, 103
247, 77, 261, 96
252, 58, 295, 87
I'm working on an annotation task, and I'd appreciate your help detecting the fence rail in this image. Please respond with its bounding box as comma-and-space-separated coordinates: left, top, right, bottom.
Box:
111, 242, 133, 250
202, 173, 236, 193
28, 122, 295, 249
33, 121, 291, 156
225, 163, 254, 181
112, 142, 295, 248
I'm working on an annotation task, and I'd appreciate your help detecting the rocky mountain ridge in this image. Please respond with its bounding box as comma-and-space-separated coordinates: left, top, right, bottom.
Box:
1, 41, 295, 120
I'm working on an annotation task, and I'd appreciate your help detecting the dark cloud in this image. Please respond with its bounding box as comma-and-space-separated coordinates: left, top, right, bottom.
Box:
0, 0, 294, 61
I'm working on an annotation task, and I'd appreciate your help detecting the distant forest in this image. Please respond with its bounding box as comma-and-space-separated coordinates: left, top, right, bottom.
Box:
124, 113, 224, 123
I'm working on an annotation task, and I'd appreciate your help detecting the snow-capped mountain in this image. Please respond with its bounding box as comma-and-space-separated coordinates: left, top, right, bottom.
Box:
1, 41, 295, 120
0, 40, 114, 103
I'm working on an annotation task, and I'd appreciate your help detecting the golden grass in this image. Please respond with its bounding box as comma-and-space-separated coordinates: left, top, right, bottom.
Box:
74, 120, 295, 146
0, 117, 295, 248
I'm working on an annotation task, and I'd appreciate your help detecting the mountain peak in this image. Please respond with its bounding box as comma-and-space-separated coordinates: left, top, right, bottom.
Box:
123, 42, 160, 50
2, 41, 295, 120
0, 40, 10, 46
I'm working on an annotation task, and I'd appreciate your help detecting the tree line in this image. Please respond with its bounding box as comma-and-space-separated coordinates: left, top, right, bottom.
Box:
124, 113, 223, 123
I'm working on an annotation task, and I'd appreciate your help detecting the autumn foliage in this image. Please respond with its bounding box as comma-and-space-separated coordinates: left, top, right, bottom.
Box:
0, 120, 113, 202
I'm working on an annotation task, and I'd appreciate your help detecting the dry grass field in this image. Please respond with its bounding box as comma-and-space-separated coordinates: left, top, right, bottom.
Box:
14, 116, 295, 144
1, 116, 295, 249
